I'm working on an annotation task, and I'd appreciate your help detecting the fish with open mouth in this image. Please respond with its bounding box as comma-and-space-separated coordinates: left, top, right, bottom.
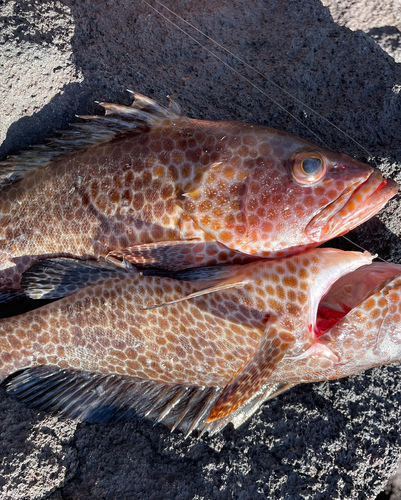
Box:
0, 93, 397, 292
2, 247, 401, 436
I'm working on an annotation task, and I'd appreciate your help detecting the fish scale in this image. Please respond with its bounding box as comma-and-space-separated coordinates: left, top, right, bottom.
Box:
0, 247, 377, 432
0, 92, 397, 292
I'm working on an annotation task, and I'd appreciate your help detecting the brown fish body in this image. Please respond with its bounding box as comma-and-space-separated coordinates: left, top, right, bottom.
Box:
0, 93, 397, 289
0, 248, 373, 433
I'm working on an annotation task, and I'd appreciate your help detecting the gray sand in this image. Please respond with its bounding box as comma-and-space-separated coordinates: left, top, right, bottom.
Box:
0, 1, 400, 499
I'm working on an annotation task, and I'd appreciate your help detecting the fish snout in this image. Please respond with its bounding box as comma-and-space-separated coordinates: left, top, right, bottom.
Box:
305, 167, 398, 241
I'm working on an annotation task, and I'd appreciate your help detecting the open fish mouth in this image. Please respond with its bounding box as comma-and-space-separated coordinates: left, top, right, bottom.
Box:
305, 169, 398, 241
315, 261, 401, 337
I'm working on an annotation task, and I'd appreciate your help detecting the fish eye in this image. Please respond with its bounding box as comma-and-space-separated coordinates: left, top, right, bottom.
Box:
301, 157, 322, 174
291, 152, 326, 185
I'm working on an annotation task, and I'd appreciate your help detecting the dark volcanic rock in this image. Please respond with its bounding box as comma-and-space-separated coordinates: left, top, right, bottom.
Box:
0, 1, 400, 499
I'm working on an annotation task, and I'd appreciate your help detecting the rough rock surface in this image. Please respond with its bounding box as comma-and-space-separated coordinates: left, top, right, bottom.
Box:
0, 1, 400, 499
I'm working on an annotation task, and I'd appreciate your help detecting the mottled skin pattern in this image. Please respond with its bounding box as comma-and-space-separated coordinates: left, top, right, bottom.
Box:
0, 94, 397, 290
0, 248, 372, 421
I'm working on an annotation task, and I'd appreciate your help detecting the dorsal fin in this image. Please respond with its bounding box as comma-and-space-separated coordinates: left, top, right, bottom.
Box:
5, 366, 298, 436
0, 92, 185, 186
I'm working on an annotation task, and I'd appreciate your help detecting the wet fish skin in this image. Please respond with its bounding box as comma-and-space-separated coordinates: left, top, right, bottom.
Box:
0, 248, 373, 432
0, 93, 397, 290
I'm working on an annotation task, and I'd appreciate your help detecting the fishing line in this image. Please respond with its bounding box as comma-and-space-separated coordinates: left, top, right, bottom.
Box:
340, 235, 387, 262
142, 0, 389, 262
141, 0, 331, 149
142, 0, 377, 165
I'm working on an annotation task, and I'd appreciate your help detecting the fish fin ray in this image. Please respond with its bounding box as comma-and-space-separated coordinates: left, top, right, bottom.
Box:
5, 367, 222, 434
142, 263, 244, 282
206, 325, 295, 421
0, 288, 57, 318
107, 239, 221, 271
141, 266, 248, 310
0, 92, 185, 187
199, 382, 295, 436
0, 288, 27, 305
21, 257, 127, 300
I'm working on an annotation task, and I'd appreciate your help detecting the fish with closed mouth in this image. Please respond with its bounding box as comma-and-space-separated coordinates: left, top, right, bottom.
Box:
0, 93, 397, 293
2, 247, 400, 435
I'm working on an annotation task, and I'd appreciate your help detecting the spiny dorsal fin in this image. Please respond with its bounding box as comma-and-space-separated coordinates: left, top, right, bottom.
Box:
21, 257, 129, 300
0, 92, 185, 186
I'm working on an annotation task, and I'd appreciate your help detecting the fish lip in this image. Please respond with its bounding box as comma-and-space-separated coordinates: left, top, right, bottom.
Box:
305, 169, 398, 241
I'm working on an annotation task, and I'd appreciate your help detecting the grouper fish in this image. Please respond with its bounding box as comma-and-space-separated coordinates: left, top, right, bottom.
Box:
2, 248, 401, 435
0, 93, 397, 290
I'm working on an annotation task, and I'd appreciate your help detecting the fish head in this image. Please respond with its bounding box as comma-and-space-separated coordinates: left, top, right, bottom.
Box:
178, 124, 397, 257
240, 135, 398, 255
259, 255, 401, 385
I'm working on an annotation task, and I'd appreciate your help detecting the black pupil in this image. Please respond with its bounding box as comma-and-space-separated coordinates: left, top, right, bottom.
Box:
302, 157, 322, 174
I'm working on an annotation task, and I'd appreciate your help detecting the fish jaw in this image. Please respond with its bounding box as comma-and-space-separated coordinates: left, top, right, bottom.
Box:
271, 263, 401, 386
284, 248, 375, 354
305, 166, 398, 242
316, 274, 401, 380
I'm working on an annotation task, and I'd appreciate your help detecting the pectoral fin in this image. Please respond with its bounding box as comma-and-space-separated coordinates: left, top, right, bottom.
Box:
207, 325, 295, 421
107, 239, 211, 271
141, 264, 249, 310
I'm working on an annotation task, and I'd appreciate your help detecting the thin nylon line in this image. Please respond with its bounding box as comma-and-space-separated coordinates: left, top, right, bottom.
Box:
142, 0, 385, 260
145, 0, 376, 165
141, 0, 331, 148
341, 235, 388, 262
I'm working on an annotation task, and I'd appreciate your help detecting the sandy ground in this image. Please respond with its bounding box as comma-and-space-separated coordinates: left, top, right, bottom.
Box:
0, 0, 400, 499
